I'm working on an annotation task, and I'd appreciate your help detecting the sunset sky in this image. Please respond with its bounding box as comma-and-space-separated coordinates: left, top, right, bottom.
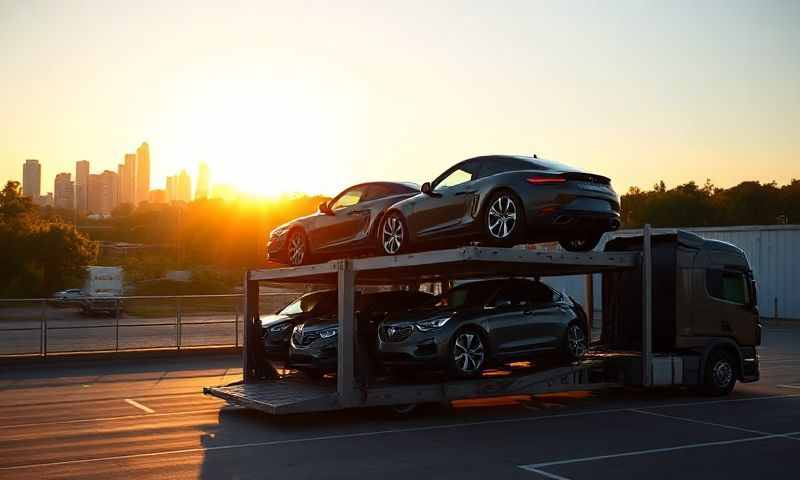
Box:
1, 0, 798, 197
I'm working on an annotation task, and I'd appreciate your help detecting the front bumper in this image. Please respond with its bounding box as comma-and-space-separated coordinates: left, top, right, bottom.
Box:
376, 329, 449, 367
289, 337, 338, 370
267, 231, 289, 262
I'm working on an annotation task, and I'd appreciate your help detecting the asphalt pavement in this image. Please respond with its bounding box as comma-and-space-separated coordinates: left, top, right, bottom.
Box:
0, 324, 798, 480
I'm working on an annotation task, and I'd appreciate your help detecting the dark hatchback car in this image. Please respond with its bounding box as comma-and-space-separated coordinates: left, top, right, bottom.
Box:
377, 278, 589, 378
378, 155, 620, 254
261, 290, 337, 360
289, 290, 436, 377
268, 181, 419, 265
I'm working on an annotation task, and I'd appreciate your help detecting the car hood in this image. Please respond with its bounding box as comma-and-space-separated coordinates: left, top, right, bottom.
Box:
271, 213, 318, 234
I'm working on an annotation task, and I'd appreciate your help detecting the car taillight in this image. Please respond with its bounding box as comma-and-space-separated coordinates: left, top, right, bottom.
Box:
526, 176, 567, 185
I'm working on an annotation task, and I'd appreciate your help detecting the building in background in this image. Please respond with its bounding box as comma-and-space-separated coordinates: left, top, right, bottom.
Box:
22, 159, 41, 199
135, 142, 150, 205
54, 172, 74, 210
166, 170, 192, 202
195, 162, 209, 200
119, 153, 136, 205
88, 170, 118, 214
75, 160, 90, 213
34, 192, 54, 207
148, 189, 167, 204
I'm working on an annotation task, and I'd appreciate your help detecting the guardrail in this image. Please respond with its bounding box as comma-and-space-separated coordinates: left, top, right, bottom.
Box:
0, 293, 302, 357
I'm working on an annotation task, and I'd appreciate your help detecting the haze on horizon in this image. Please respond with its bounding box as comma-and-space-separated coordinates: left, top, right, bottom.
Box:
1, 0, 798, 197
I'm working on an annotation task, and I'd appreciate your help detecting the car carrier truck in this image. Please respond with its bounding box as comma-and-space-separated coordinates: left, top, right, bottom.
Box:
204, 226, 760, 414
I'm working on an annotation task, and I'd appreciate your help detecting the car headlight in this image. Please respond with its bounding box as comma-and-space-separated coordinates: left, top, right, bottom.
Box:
270, 226, 289, 238
268, 322, 292, 333
319, 328, 337, 339
414, 317, 451, 332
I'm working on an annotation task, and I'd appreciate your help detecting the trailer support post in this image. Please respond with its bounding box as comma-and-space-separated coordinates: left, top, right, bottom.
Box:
243, 272, 270, 382
584, 274, 594, 338
336, 259, 357, 407
642, 224, 653, 386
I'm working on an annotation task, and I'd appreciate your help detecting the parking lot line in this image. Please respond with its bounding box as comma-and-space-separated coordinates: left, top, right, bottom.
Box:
628, 409, 777, 436
777, 384, 800, 389
518, 431, 800, 474
124, 399, 155, 414
3, 393, 799, 472
0, 408, 224, 430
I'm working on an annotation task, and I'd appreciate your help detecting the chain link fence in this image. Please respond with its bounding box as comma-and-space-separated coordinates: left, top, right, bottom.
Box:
0, 292, 302, 357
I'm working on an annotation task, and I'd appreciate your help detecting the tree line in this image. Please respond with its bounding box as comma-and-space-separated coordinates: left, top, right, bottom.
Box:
620, 179, 799, 228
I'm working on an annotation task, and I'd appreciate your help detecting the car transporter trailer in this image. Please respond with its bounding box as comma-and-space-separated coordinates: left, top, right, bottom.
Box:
205, 226, 672, 415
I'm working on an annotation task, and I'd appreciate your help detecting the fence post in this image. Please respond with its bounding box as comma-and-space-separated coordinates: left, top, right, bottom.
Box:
235, 298, 240, 348
176, 296, 182, 351
115, 298, 120, 351
40, 300, 47, 357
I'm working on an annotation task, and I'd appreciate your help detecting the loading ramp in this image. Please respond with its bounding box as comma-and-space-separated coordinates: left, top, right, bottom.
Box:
205, 227, 654, 414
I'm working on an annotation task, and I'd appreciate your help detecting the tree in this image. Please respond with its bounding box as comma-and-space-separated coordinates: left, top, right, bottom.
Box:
0, 181, 97, 297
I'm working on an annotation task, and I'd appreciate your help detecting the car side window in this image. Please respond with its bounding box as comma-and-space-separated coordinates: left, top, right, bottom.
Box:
433, 161, 481, 192
526, 281, 556, 304
706, 269, 749, 305
331, 187, 365, 210
491, 284, 528, 308
362, 184, 392, 202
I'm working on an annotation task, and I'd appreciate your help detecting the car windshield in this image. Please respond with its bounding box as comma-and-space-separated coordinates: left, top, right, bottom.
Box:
278, 292, 336, 315
435, 282, 499, 308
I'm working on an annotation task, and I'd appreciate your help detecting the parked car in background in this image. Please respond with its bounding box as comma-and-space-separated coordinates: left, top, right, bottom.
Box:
261, 290, 338, 360
377, 278, 588, 379
289, 290, 436, 378
378, 155, 620, 255
51, 288, 84, 307
268, 182, 420, 266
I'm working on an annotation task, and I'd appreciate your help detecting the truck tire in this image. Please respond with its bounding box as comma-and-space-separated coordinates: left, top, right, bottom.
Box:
701, 349, 737, 396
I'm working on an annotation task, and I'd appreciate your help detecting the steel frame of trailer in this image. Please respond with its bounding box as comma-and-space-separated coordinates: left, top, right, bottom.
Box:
204, 226, 654, 414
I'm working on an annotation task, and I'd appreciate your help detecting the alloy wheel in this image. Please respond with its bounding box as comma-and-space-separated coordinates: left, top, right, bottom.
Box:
453, 331, 485, 374
712, 358, 733, 388
487, 195, 517, 239
382, 215, 404, 254
567, 323, 587, 359
288, 232, 306, 265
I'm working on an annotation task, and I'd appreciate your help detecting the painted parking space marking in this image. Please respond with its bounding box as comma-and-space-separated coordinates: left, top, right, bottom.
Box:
518, 431, 800, 477
776, 384, 800, 390
124, 399, 155, 414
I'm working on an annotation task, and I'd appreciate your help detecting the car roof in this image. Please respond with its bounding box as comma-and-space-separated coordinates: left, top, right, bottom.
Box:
462, 154, 579, 173
344, 181, 420, 192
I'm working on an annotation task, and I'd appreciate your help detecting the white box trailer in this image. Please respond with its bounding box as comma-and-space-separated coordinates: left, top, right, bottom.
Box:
204, 225, 760, 414
80, 266, 123, 315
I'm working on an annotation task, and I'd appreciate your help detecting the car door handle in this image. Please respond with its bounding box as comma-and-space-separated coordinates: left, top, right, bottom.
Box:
348, 209, 368, 215
454, 191, 476, 196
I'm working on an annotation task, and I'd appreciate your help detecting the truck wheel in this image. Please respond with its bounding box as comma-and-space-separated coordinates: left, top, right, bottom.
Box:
701, 350, 737, 396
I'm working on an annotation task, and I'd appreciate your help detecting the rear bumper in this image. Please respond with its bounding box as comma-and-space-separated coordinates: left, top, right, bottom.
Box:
526, 208, 621, 237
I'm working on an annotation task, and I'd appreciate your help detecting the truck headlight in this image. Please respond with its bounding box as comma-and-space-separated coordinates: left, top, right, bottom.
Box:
414, 317, 451, 332
319, 328, 337, 339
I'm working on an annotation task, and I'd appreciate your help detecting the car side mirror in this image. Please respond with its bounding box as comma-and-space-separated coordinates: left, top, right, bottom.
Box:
318, 201, 333, 215
421, 182, 433, 195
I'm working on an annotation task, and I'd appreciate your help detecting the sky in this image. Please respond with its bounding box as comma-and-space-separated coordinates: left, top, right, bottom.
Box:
1, 0, 798, 197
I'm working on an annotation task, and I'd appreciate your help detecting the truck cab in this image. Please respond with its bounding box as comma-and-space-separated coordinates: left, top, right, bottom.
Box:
603, 231, 760, 395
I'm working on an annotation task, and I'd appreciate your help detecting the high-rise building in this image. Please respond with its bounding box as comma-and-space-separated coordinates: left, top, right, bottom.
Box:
34, 192, 53, 207
119, 153, 136, 205
177, 170, 192, 202
22, 159, 41, 199
166, 171, 192, 202
135, 142, 150, 204
196, 162, 209, 200
75, 160, 90, 213
88, 170, 118, 214
54, 173, 75, 210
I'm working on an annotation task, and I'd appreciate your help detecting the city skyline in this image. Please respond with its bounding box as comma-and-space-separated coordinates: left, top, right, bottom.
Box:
1, 2, 798, 198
